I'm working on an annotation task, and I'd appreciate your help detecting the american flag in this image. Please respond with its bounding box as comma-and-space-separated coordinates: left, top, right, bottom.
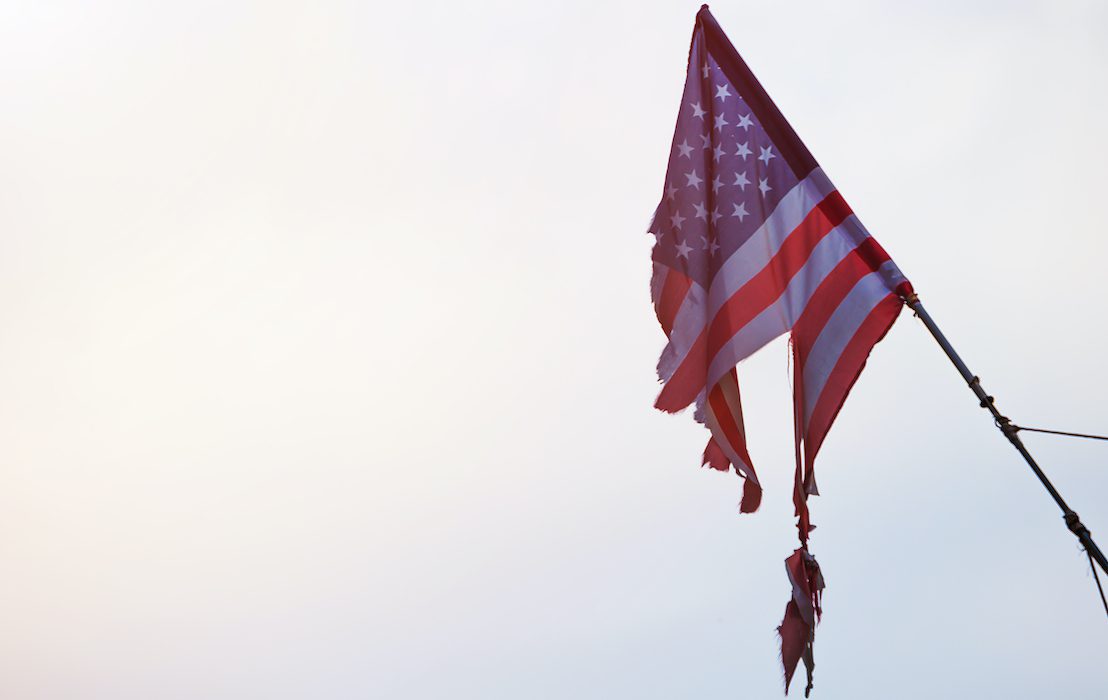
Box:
648, 7, 913, 694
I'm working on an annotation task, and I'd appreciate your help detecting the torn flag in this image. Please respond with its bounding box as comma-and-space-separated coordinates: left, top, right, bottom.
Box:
647, 5, 913, 694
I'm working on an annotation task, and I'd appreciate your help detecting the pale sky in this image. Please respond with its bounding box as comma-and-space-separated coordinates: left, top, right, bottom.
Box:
1, 1, 1106, 698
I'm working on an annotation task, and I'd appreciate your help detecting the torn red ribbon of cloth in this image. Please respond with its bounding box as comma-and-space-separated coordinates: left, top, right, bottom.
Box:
779, 549, 825, 697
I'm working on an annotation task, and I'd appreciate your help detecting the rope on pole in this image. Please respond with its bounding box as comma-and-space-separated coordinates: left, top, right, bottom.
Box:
1090, 551, 1108, 618
1012, 425, 1108, 443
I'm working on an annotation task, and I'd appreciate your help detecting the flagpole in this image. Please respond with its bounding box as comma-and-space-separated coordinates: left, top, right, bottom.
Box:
905, 294, 1108, 577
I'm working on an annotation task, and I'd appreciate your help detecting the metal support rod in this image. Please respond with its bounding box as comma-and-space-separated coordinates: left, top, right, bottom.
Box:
907, 296, 1108, 577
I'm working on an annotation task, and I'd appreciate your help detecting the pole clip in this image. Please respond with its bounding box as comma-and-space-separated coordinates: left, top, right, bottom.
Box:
968, 376, 996, 407
1064, 511, 1091, 538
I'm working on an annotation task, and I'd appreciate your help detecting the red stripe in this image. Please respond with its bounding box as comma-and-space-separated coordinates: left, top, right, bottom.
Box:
791, 237, 891, 369
654, 329, 708, 412
656, 267, 693, 336
705, 191, 852, 363
707, 374, 753, 467
702, 436, 730, 472
802, 293, 902, 464
656, 191, 852, 413
854, 234, 893, 272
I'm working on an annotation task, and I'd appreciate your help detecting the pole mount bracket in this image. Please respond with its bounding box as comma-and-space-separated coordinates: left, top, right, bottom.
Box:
1065, 511, 1091, 538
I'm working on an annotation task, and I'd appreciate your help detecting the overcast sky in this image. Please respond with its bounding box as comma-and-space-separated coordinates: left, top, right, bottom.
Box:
1, 1, 1106, 698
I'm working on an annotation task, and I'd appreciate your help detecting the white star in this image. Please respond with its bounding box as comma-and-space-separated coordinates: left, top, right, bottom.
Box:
676, 139, 694, 158
651, 229, 665, 244
733, 171, 750, 190
670, 211, 686, 229
758, 146, 776, 165
712, 143, 725, 163
700, 134, 712, 150
736, 113, 754, 130
693, 201, 708, 221
714, 113, 729, 132
676, 239, 693, 258
715, 84, 731, 101
684, 170, 703, 189
735, 141, 752, 160
702, 237, 721, 255
711, 175, 724, 194
758, 178, 772, 196
691, 102, 706, 119
732, 202, 749, 221
702, 64, 710, 79
710, 207, 723, 225
666, 184, 678, 200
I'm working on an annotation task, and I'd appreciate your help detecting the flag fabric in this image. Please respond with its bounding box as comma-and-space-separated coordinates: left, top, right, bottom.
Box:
648, 6, 913, 695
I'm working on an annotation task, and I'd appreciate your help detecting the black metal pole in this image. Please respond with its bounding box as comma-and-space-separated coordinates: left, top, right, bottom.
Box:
906, 295, 1108, 577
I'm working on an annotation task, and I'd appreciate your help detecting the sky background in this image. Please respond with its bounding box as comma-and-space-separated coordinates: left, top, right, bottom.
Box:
1, 1, 1106, 698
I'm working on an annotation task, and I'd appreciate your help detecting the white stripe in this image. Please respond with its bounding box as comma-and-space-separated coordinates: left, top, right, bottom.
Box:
716, 372, 757, 481
650, 263, 669, 306
704, 218, 863, 390
704, 412, 754, 481
801, 269, 893, 422
656, 280, 707, 382
707, 168, 836, 318
718, 371, 746, 436
837, 216, 910, 293
703, 378, 755, 482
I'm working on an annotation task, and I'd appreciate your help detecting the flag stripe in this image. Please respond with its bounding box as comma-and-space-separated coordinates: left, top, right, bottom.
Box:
716, 370, 747, 436
655, 266, 694, 336
707, 170, 836, 317
803, 293, 902, 462
792, 237, 892, 366
842, 219, 913, 297
656, 282, 707, 384
650, 263, 668, 306
655, 330, 708, 412
800, 270, 897, 423
702, 436, 730, 472
703, 216, 864, 389
706, 389, 744, 462
706, 371, 754, 474
706, 190, 852, 361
